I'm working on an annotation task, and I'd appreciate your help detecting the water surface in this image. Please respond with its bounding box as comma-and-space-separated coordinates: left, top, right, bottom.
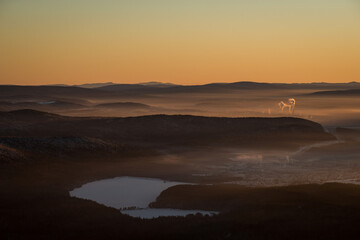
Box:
70, 176, 184, 209
70, 176, 217, 218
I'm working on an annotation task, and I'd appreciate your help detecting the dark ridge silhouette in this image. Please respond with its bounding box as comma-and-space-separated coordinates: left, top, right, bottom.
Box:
308, 89, 360, 96
0, 85, 108, 98
0, 109, 63, 123
280, 82, 360, 90
97, 81, 284, 94
0, 110, 334, 149
74, 82, 116, 88
97, 81, 360, 94
0, 100, 85, 111
151, 183, 360, 212
95, 102, 151, 109
138, 81, 179, 87
97, 84, 166, 91
336, 127, 360, 140
1, 82, 359, 101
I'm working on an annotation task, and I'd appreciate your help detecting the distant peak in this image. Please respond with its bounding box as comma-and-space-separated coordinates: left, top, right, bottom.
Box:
139, 82, 178, 87
75, 82, 117, 88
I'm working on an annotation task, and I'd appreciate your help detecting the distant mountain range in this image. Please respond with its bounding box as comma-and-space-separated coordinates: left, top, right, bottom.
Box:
48, 81, 179, 89
0, 81, 358, 101
92, 81, 360, 96
43, 81, 360, 91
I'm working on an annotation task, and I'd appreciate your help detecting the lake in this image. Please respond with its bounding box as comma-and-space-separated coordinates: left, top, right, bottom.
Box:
70, 176, 217, 219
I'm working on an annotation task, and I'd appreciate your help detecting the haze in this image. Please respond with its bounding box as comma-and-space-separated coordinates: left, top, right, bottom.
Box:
2, 2, 360, 237
1, 0, 360, 85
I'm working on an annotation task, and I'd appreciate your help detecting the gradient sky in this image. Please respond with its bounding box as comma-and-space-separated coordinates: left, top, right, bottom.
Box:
1, 0, 359, 85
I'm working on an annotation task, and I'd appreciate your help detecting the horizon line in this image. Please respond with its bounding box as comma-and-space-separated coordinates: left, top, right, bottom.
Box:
0, 80, 359, 87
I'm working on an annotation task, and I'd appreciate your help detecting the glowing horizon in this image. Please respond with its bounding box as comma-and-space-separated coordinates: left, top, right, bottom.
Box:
1, 0, 359, 85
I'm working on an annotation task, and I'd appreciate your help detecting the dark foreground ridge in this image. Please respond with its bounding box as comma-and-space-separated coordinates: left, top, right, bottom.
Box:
0, 109, 333, 153
0, 109, 358, 240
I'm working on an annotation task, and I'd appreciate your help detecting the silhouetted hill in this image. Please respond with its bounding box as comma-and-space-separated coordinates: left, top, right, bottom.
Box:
1, 82, 359, 101
97, 84, 162, 92
336, 127, 360, 141
0, 100, 84, 111
151, 183, 360, 212
280, 82, 360, 90
308, 89, 360, 96
74, 82, 116, 88
95, 102, 151, 109
0, 109, 63, 123
139, 82, 179, 87
97, 81, 283, 94
0, 85, 108, 99
0, 110, 334, 149
96, 81, 360, 95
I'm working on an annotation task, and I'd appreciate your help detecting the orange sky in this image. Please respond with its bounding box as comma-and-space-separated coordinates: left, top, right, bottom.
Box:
0, 0, 359, 85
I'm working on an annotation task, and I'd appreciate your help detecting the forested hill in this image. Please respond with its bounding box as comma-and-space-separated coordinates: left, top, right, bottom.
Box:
0, 110, 334, 149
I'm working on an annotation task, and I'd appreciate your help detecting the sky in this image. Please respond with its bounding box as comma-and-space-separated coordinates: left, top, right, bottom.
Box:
0, 0, 359, 85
